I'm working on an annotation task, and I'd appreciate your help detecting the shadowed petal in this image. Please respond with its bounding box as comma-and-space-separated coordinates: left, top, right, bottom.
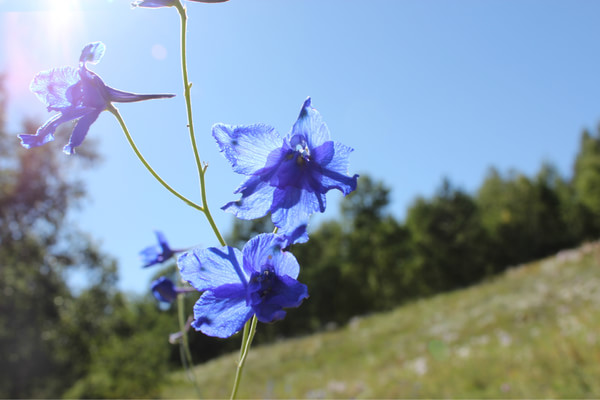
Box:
178, 246, 247, 292
151, 277, 178, 303
63, 109, 102, 155
271, 186, 325, 242
222, 175, 276, 220
213, 123, 283, 175
18, 107, 91, 150
191, 284, 253, 338
312, 141, 358, 195
252, 275, 308, 323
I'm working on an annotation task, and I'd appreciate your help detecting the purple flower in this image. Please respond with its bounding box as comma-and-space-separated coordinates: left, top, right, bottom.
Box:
151, 276, 196, 303
213, 97, 358, 244
140, 231, 178, 268
151, 277, 179, 303
132, 0, 229, 8
18, 42, 174, 155
178, 233, 308, 338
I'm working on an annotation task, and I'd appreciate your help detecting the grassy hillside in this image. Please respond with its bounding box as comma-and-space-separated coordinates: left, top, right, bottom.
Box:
161, 241, 600, 398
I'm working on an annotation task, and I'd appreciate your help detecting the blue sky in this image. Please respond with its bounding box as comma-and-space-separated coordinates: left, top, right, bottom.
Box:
1, 0, 600, 294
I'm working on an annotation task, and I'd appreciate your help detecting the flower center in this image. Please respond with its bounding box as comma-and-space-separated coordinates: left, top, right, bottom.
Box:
250, 266, 276, 300
294, 143, 311, 166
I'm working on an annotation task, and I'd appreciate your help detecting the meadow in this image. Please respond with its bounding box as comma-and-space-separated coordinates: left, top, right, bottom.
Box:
162, 240, 600, 398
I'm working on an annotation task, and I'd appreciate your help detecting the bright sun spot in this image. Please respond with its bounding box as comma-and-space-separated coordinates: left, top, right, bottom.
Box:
1, 0, 86, 125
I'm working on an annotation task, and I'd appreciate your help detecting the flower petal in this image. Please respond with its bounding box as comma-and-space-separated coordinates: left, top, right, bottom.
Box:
18, 106, 90, 150
140, 245, 163, 268
312, 141, 359, 195
30, 66, 81, 110
178, 246, 247, 292
271, 186, 325, 243
131, 0, 176, 7
155, 230, 171, 253
151, 277, 178, 303
289, 97, 331, 149
105, 86, 175, 103
63, 109, 102, 155
213, 123, 283, 175
241, 234, 282, 274
252, 275, 308, 323
191, 284, 253, 338
222, 175, 276, 220
79, 42, 106, 65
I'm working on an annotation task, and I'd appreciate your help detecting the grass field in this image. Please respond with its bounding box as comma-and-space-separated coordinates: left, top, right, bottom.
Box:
161, 241, 600, 398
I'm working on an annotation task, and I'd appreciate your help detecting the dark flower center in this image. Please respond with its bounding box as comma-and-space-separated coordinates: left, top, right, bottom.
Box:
249, 266, 277, 300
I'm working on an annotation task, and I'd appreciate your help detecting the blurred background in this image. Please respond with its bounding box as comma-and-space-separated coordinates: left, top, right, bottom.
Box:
1, 0, 599, 398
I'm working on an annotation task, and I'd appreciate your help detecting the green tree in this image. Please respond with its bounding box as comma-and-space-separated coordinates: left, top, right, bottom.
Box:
406, 179, 492, 292
0, 92, 115, 396
573, 128, 600, 236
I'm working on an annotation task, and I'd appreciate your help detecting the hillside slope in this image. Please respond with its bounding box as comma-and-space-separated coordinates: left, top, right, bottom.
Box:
162, 241, 600, 398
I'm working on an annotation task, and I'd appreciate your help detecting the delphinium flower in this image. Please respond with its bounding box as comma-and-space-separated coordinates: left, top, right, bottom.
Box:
140, 230, 182, 268
18, 42, 174, 155
151, 276, 195, 303
151, 277, 179, 303
132, 0, 229, 8
213, 97, 359, 244
178, 233, 308, 338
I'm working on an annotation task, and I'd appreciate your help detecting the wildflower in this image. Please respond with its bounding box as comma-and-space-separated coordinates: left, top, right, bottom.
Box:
18, 42, 174, 155
178, 233, 308, 338
151, 277, 179, 303
213, 97, 358, 243
151, 276, 197, 303
140, 230, 180, 268
132, 0, 229, 8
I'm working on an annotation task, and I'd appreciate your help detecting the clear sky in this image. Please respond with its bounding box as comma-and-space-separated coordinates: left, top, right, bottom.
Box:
1, 0, 600, 295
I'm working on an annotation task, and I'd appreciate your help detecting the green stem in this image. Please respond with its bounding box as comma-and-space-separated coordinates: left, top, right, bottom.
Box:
177, 293, 201, 398
175, 2, 227, 247
230, 316, 258, 400
175, 2, 204, 185
108, 106, 204, 212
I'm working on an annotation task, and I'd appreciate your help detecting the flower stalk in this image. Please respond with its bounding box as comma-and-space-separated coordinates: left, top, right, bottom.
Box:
230, 316, 258, 400
177, 293, 201, 397
108, 106, 204, 212
175, 0, 227, 247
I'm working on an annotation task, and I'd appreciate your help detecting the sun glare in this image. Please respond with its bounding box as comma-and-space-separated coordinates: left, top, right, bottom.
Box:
43, 0, 84, 52
1, 0, 86, 126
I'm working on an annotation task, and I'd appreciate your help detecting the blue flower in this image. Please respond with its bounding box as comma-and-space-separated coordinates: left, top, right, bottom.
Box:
18, 42, 175, 155
213, 97, 358, 244
178, 233, 308, 338
151, 277, 179, 303
151, 276, 197, 303
132, 0, 229, 8
140, 230, 178, 268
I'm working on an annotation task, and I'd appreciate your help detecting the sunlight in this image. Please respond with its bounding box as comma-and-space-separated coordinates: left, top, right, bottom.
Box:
2, 0, 86, 119
42, 0, 85, 56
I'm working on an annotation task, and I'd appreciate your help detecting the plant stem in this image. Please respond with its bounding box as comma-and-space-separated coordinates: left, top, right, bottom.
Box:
175, 2, 204, 186
230, 316, 258, 400
177, 293, 201, 398
175, 2, 227, 247
108, 106, 204, 212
